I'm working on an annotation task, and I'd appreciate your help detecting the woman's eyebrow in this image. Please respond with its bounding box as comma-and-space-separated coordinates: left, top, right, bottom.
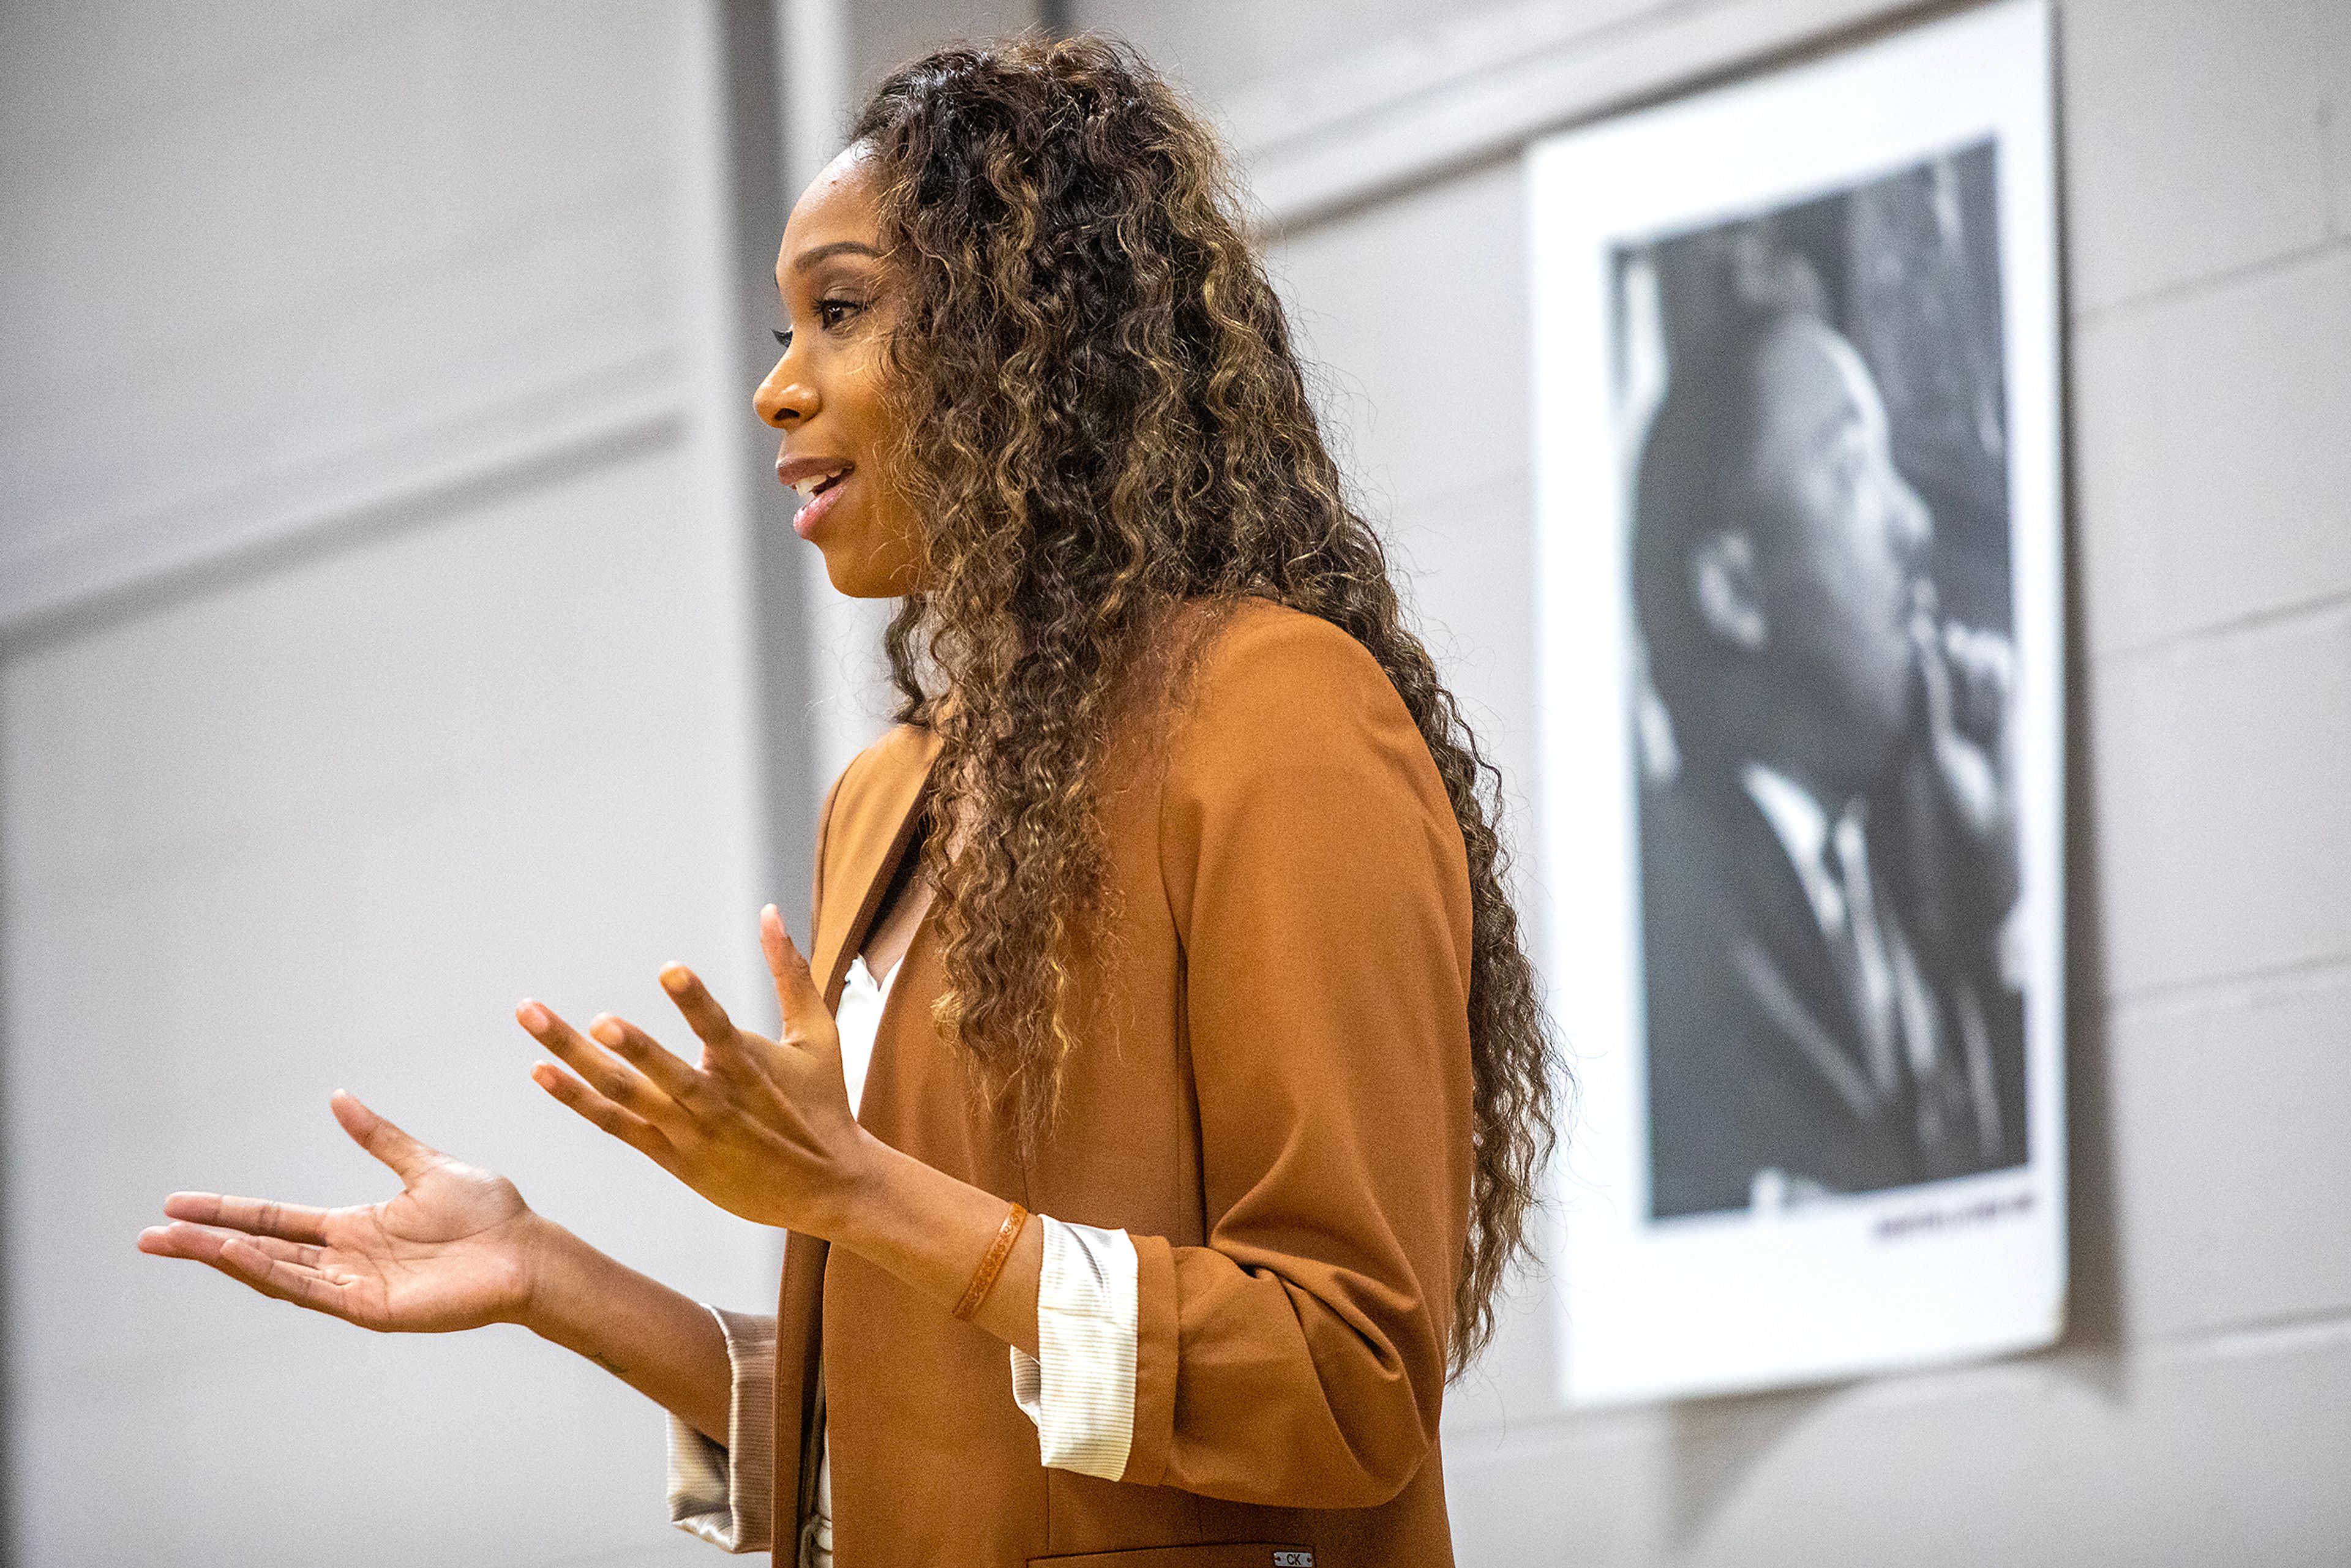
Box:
791, 240, 882, 274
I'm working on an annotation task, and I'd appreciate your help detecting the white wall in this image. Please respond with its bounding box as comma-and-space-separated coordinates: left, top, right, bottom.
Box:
0, 0, 689, 620
2, 445, 775, 1567
1070, 0, 1519, 102
1, 3, 791, 1563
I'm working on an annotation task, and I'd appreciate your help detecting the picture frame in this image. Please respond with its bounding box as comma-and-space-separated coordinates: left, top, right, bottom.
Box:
1528, 0, 2067, 1406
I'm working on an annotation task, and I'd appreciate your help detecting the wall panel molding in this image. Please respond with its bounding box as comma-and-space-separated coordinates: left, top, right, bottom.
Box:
0, 344, 687, 646
1230, 0, 1943, 229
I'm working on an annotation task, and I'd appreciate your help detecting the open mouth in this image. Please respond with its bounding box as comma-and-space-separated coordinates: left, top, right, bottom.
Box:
785, 460, 855, 539
791, 466, 852, 500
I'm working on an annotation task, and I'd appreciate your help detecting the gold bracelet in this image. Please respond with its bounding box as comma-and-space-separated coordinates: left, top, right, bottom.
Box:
952, 1201, 1030, 1322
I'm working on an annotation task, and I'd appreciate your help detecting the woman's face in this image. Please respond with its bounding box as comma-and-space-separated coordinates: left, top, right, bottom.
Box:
754, 146, 924, 599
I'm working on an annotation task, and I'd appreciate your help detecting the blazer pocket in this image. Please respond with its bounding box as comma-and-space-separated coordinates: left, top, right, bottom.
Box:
1029, 1547, 1317, 1568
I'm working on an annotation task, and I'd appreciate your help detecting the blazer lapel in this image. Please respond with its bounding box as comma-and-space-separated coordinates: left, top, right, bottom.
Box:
775, 723, 944, 1557
811, 723, 945, 1012
772, 1226, 828, 1557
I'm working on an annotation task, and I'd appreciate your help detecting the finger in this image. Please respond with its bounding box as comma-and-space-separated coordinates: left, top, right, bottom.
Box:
140, 1223, 337, 1313
518, 1000, 674, 1119
590, 1011, 716, 1105
140, 1220, 323, 1271
227, 1231, 326, 1269
528, 1058, 678, 1165
218, 1236, 347, 1313
328, 1090, 443, 1185
762, 905, 828, 1041
1911, 617, 1959, 745
160, 1190, 330, 1244
1943, 623, 2014, 740
138, 1217, 238, 1262
658, 964, 742, 1057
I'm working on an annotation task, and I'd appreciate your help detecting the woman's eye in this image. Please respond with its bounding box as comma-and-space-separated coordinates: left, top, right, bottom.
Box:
770, 299, 860, 352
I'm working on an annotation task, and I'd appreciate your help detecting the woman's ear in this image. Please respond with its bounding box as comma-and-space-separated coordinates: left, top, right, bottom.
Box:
1688, 528, 1768, 653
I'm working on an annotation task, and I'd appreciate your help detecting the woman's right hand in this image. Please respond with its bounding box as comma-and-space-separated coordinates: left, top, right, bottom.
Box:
138, 1090, 547, 1335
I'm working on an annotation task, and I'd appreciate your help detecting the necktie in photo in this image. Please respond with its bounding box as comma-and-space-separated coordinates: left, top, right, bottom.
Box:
1824, 808, 1903, 1100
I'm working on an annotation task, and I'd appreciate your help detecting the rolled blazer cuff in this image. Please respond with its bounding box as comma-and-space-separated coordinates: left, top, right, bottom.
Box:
665, 1304, 776, 1553
1010, 1217, 1141, 1481
1116, 1233, 1433, 1509
1122, 1231, 1180, 1489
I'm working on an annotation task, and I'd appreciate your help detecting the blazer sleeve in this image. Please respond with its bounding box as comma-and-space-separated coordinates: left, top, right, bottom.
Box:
1123, 607, 1477, 1509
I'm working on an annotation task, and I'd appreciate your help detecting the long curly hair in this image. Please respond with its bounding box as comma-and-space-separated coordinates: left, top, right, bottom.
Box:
847, 33, 1559, 1378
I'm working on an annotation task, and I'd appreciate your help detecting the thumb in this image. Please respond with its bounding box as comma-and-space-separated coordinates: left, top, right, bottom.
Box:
761, 904, 830, 1045
329, 1090, 442, 1186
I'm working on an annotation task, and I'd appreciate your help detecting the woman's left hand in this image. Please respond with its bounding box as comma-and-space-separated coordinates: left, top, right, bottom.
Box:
517, 905, 874, 1236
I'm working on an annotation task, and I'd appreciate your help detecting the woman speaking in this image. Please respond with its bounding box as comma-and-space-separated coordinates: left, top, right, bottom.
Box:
140, 35, 1557, 1568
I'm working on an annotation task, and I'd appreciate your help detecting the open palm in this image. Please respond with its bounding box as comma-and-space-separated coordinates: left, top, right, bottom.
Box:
140, 1092, 542, 1334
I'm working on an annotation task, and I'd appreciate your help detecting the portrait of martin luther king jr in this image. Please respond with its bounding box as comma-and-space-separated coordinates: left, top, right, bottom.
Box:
1629, 252, 2031, 1221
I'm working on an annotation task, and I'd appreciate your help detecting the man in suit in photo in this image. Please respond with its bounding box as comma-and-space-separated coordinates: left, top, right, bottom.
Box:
1630, 296, 2029, 1221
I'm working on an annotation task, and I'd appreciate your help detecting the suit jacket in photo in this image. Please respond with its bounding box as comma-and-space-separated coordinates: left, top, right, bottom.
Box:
1638, 765, 2027, 1220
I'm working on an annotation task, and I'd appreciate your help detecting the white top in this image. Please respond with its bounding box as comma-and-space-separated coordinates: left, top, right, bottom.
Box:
666, 948, 1142, 1559
831, 949, 900, 1134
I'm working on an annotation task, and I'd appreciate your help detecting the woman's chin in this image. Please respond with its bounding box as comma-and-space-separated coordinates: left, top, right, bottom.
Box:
817, 545, 912, 600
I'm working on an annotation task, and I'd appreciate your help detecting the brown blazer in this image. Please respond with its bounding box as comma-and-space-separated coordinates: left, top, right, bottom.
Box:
772, 601, 1476, 1567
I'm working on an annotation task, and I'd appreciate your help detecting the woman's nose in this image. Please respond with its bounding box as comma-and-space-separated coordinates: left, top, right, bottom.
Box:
754, 361, 816, 429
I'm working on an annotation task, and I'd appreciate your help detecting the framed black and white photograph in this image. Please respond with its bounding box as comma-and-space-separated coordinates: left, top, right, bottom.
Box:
1529, 0, 2066, 1405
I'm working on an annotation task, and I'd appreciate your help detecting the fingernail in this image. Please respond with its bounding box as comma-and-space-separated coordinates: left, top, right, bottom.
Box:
590, 1016, 624, 1046
661, 967, 690, 993
517, 1000, 546, 1029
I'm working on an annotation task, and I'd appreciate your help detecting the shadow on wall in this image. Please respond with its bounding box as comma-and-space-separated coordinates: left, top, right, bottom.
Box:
2050, 332, 2129, 1405
1662, 1384, 1839, 1548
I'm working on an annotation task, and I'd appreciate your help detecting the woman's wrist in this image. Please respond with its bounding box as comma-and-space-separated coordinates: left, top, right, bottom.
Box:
820, 1132, 1044, 1359
512, 1212, 602, 1341
804, 1123, 896, 1240
508, 1213, 733, 1440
